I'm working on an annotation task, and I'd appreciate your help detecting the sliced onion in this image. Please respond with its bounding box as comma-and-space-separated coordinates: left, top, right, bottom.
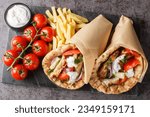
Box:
108, 66, 113, 78
51, 57, 57, 64
75, 69, 83, 81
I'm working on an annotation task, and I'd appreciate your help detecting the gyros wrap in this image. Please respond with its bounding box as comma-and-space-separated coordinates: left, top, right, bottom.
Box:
89, 15, 148, 94
42, 44, 85, 89
42, 15, 113, 89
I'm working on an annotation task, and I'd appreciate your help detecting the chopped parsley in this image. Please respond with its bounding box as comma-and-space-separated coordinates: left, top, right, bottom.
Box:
112, 74, 116, 78
47, 69, 54, 75
74, 56, 83, 64
106, 58, 112, 65
121, 56, 127, 63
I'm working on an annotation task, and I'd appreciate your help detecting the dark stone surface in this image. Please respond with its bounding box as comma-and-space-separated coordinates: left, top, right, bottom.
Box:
0, 0, 150, 99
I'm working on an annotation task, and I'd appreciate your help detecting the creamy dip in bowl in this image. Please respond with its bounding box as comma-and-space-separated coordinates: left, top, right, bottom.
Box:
4, 3, 31, 29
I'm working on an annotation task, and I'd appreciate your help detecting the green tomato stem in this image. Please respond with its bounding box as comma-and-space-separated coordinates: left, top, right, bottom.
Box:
7, 26, 40, 71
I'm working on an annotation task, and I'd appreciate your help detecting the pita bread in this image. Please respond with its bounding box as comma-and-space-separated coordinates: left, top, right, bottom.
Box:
42, 43, 85, 90
89, 46, 143, 94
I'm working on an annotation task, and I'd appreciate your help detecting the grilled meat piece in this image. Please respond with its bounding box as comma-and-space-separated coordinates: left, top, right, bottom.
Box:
75, 62, 83, 73
97, 50, 120, 79
110, 50, 120, 61
50, 56, 66, 78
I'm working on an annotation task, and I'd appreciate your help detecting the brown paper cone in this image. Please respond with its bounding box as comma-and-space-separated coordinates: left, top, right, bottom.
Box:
106, 15, 148, 82
71, 15, 113, 84
89, 15, 148, 94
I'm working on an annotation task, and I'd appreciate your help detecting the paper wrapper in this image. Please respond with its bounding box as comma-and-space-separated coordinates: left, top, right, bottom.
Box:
95, 15, 148, 83
70, 15, 113, 84
107, 15, 148, 82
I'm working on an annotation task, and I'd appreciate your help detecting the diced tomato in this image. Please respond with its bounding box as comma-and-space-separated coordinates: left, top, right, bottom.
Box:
124, 48, 140, 57
123, 58, 140, 71
63, 67, 74, 73
63, 49, 81, 56
116, 77, 128, 85
120, 77, 128, 83
58, 73, 69, 81
68, 67, 75, 72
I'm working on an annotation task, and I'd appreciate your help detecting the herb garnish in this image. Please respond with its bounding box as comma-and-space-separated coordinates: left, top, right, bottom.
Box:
112, 74, 116, 78
106, 58, 112, 65
47, 69, 54, 75
121, 56, 127, 63
74, 56, 83, 64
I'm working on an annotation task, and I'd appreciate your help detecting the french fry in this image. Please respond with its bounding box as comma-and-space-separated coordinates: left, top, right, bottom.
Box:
61, 38, 66, 44
57, 8, 67, 24
70, 25, 75, 37
69, 13, 83, 23
45, 10, 54, 21
66, 14, 71, 23
51, 6, 57, 22
67, 9, 71, 13
62, 8, 67, 14
48, 18, 56, 29
56, 36, 61, 42
57, 40, 63, 47
53, 37, 58, 50
48, 43, 53, 51
63, 23, 67, 36
70, 19, 76, 27
57, 16, 67, 38
56, 23, 65, 42
70, 13, 88, 23
66, 24, 71, 43
76, 23, 86, 29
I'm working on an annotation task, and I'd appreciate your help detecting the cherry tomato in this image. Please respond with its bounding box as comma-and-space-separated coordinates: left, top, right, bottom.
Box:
23, 53, 40, 70
63, 49, 81, 56
2, 50, 19, 66
123, 58, 140, 71
11, 36, 27, 52
23, 26, 36, 42
32, 40, 48, 57
58, 73, 69, 81
33, 14, 47, 28
11, 64, 28, 80
40, 26, 55, 42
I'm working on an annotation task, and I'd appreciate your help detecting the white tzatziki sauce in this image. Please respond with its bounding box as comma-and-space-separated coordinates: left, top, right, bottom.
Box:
67, 71, 79, 84
126, 68, 134, 78
112, 54, 125, 74
66, 56, 77, 67
6, 5, 31, 28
